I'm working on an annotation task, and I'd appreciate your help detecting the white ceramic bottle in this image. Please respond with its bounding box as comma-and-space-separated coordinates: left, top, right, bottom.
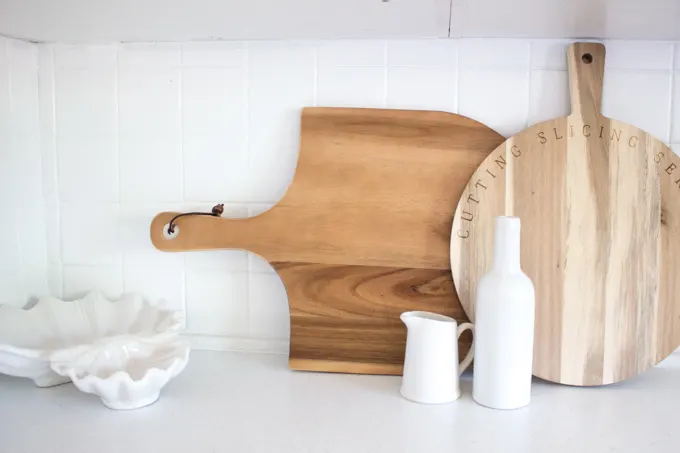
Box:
472, 216, 535, 410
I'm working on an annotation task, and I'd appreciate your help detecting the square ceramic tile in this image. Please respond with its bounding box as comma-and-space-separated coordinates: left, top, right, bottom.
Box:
316, 66, 385, 108
604, 40, 672, 71
182, 67, 248, 202
55, 67, 118, 201
61, 202, 121, 265
317, 40, 385, 66
528, 70, 570, 126
38, 46, 57, 196
531, 39, 573, 70
9, 140, 42, 206
54, 45, 117, 68
249, 43, 315, 203
387, 39, 457, 67
183, 203, 249, 272
118, 43, 180, 68
44, 193, 61, 262
10, 63, 39, 137
458, 69, 529, 137
185, 269, 249, 336
386, 66, 456, 111
671, 74, 680, 143
17, 203, 47, 281
62, 264, 123, 300
123, 261, 185, 315
119, 202, 184, 265
48, 262, 63, 298
249, 273, 290, 340
459, 39, 530, 70
182, 42, 246, 67
119, 68, 182, 202
603, 70, 671, 142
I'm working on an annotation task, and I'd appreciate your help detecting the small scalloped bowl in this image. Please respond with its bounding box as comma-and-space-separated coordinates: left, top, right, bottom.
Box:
0, 292, 183, 387
50, 338, 190, 410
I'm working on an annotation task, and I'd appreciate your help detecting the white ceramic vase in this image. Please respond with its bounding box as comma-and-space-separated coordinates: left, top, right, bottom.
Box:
472, 216, 535, 410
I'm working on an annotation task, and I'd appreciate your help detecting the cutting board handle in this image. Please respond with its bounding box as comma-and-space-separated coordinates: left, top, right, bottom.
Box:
150, 210, 269, 254
567, 42, 605, 121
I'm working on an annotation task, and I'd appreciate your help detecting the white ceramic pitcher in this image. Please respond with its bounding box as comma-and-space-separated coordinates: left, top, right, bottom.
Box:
400, 311, 474, 404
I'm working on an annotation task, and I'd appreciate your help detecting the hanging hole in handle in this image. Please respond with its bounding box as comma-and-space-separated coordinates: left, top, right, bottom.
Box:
582, 53, 593, 64
163, 223, 179, 240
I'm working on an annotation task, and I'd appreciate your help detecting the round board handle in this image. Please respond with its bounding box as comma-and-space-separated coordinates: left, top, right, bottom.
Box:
568, 42, 605, 122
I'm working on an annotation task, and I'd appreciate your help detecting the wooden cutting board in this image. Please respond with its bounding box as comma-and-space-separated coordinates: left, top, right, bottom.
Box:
451, 42, 680, 386
150, 107, 504, 374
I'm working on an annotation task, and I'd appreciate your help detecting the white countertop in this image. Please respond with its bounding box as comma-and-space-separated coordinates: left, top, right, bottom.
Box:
1, 350, 679, 453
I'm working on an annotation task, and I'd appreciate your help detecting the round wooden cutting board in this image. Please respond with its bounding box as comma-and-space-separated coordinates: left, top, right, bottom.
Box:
451, 42, 680, 386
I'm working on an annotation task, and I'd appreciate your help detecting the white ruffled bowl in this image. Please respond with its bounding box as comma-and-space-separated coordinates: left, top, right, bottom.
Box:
50, 338, 190, 410
0, 292, 183, 387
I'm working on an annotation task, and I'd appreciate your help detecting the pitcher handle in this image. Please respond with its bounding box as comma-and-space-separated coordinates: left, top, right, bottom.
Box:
457, 322, 475, 375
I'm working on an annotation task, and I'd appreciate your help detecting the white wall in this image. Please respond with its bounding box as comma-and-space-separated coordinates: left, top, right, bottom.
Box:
4, 37, 680, 350
0, 37, 48, 307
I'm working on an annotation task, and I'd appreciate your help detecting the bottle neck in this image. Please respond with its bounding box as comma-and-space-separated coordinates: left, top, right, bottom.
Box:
493, 217, 521, 272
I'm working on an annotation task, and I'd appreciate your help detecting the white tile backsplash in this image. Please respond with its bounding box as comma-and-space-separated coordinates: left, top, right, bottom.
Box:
181, 42, 246, 68
248, 42, 315, 203
119, 68, 182, 202
123, 261, 185, 316
61, 202, 121, 265
386, 66, 457, 111
118, 43, 181, 68
0, 37, 47, 307
603, 40, 673, 71
317, 66, 385, 108
249, 273, 289, 340
602, 70, 672, 141
185, 268, 249, 336
459, 69, 529, 136
62, 264, 123, 299
528, 70, 570, 125
317, 40, 385, 66
530, 40, 574, 70
459, 39, 530, 70
387, 39, 457, 67
182, 67, 249, 201
671, 74, 680, 143
4, 37, 680, 350
55, 67, 119, 201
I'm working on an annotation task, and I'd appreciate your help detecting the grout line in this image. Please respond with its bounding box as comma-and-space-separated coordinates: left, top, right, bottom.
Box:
667, 45, 675, 144
114, 44, 125, 292
48, 45, 65, 298
179, 43, 185, 203
245, 41, 251, 203
4, 39, 26, 298
382, 40, 387, 107
312, 42, 318, 107
454, 40, 460, 113
526, 41, 533, 128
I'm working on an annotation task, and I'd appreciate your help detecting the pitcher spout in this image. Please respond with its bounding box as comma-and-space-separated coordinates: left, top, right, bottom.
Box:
400, 311, 455, 328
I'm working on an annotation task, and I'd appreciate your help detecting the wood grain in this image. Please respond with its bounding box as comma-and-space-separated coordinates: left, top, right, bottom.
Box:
151, 107, 503, 374
451, 42, 677, 386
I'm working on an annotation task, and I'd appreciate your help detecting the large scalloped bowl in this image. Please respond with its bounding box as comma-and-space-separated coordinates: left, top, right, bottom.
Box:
0, 292, 183, 387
